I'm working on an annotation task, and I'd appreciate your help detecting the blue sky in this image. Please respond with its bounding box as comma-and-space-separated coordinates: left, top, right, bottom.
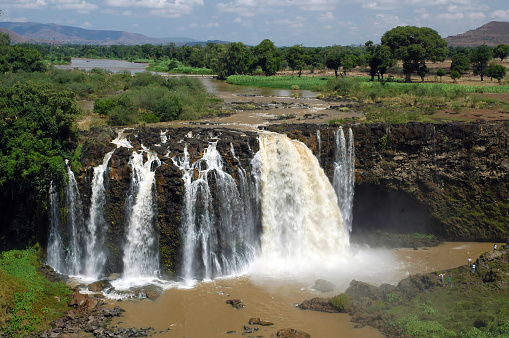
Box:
1, 0, 508, 47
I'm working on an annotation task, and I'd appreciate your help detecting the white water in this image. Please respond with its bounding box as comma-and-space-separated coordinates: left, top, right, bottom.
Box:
175, 142, 259, 283
84, 151, 114, 278
333, 127, 355, 236
251, 132, 349, 280
122, 150, 161, 279
47, 181, 64, 273
64, 164, 85, 276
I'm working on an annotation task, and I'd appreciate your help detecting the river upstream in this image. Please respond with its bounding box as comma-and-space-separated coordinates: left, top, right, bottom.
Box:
54, 60, 498, 337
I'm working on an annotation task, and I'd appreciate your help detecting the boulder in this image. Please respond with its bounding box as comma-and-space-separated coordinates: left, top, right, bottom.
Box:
312, 279, 335, 292
276, 328, 311, 338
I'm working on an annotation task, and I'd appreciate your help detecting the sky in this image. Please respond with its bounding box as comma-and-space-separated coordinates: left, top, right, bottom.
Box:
1, 0, 509, 47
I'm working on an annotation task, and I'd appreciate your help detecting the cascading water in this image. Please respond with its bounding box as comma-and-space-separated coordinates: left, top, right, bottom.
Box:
64, 163, 86, 276
175, 141, 259, 282
122, 150, 161, 279
333, 127, 355, 236
47, 181, 64, 273
84, 151, 114, 278
254, 132, 349, 274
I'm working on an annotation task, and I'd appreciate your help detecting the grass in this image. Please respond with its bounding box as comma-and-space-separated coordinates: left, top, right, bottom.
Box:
0, 247, 72, 337
226, 75, 331, 90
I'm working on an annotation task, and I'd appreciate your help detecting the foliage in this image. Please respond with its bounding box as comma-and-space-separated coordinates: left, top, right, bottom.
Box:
471, 45, 493, 81
451, 53, 471, 74
437, 68, 446, 81
486, 63, 507, 83
365, 41, 394, 81
381, 26, 448, 82
493, 44, 509, 61
104, 75, 213, 125
226, 75, 329, 90
0, 247, 71, 336
393, 315, 455, 337
0, 81, 79, 198
451, 70, 461, 83
331, 294, 350, 312
253, 39, 281, 76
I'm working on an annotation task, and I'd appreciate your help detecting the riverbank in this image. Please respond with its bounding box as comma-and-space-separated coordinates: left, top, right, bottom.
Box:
299, 247, 509, 337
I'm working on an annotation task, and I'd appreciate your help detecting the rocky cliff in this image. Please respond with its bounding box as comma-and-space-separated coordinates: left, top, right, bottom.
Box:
266, 121, 509, 242
3, 121, 508, 276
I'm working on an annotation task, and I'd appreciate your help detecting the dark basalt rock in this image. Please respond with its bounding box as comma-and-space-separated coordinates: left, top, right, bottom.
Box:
276, 328, 311, 338
226, 298, 245, 309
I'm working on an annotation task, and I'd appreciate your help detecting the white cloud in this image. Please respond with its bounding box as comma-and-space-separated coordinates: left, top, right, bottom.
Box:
317, 11, 334, 21
234, 18, 242, 23
51, 0, 98, 13
81, 21, 92, 27
467, 11, 485, 20
105, 0, 204, 17
491, 9, 509, 20
206, 22, 220, 27
2, 0, 48, 10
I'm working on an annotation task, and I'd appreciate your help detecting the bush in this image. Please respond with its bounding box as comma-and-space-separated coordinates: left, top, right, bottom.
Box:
331, 294, 350, 312
94, 97, 117, 115
154, 95, 182, 121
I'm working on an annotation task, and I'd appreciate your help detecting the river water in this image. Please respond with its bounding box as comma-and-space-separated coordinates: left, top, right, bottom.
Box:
54, 59, 496, 337
105, 242, 494, 337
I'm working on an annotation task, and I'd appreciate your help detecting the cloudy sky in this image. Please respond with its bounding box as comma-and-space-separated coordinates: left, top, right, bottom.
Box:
1, 0, 508, 46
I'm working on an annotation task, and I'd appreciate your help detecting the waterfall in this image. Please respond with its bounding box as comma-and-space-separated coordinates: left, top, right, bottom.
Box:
65, 164, 86, 275
333, 127, 355, 236
122, 150, 161, 278
176, 141, 259, 282
316, 129, 321, 162
84, 151, 114, 278
47, 181, 64, 273
257, 132, 349, 265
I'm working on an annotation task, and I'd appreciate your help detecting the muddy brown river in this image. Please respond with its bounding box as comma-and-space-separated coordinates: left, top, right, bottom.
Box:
106, 242, 496, 337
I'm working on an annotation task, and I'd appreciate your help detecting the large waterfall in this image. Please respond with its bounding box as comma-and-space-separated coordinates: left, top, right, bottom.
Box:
47, 127, 357, 289
255, 133, 349, 269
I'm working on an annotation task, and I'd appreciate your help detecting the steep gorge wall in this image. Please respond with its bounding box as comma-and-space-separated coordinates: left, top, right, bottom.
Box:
267, 121, 509, 242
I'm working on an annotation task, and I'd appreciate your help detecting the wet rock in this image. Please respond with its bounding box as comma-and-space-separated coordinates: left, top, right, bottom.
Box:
226, 298, 245, 309
276, 328, 311, 338
297, 297, 338, 313
88, 280, 112, 292
312, 279, 335, 292
248, 318, 274, 326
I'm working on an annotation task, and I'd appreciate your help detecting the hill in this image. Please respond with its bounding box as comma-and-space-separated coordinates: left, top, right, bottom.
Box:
446, 21, 509, 47
0, 22, 199, 46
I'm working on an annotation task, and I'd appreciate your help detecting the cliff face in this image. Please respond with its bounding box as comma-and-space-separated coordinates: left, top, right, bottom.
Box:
3, 121, 508, 276
72, 126, 259, 276
266, 121, 509, 242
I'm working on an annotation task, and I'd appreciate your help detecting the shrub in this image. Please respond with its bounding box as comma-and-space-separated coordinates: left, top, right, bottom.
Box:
331, 294, 350, 312
94, 97, 117, 115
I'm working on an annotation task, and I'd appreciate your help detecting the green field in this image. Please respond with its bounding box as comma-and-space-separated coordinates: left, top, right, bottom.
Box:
225, 75, 333, 90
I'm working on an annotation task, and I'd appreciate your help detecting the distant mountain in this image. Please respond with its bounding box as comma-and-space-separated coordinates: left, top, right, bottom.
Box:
446, 21, 509, 47
0, 22, 203, 46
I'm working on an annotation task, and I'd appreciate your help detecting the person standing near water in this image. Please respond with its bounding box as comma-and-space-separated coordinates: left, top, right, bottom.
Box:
494, 244, 497, 251
468, 257, 471, 267
472, 263, 476, 273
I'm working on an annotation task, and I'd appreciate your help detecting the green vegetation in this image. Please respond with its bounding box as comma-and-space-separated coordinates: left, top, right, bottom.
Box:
0, 247, 72, 336
226, 75, 330, 90
331, 294, 351, 312
93, 73, 220, 124
349, 251, 509, 337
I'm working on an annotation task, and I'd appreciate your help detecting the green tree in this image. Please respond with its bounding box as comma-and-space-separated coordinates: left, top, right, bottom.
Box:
436, 68, 446, 82
493, 44, 509, 61
253, 39, 281, 76
225, 42, 252, 77
0, 81, 79, 198
471, 45, 492, 81
325, 45, 344, 77
365, 41, 393, 81
450, 70, 461, 83
286, 44, 305, 77
5, 45, 46, 73
451, 53, 470, 74
486, 63, 507, 83
381, 26, 448, 82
